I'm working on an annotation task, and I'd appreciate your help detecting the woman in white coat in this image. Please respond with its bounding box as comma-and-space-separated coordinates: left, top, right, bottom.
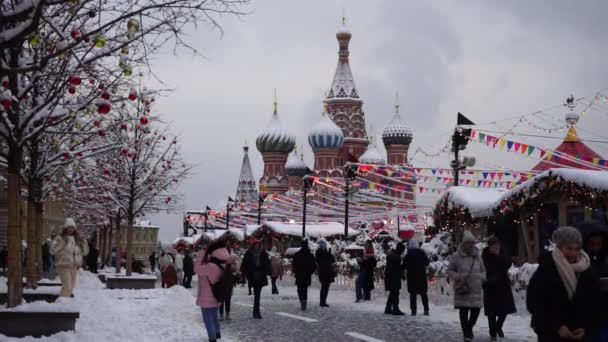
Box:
50, 218, 89, 297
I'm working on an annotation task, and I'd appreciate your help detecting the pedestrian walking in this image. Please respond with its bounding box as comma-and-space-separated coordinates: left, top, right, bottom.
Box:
315, 240, 336, 307
482, 237, 516, 341
527, 226, 599, 342
292, 240, 316, 311
149, 251, 157, 272
356, 240, 377, 302
183, 250, 194, 288
270, 248, 283, 295
50, 218, 89, 297
241, 239, 271, 319
447, 230, 486, 342
195, 241, 232, 342
162, 252, 178, 288
403, 239, 430, 316
384, 242, 406, 315
220, 246, 236, 321
174, 249, 184, 286
42, 241, 51, 273
87, 242, 99, 274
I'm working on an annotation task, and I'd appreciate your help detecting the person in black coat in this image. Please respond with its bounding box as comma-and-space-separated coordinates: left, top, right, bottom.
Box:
292, 240, 316, 311
87, 242, 99, 274
356, 241, 377, 302
527, 227, 600, 342
241, 239, 271, 319
580, 226, 608, 341
402, 239, 430, 316
149, 251, 157, 272
384, 242, 406, 315
315, 240, 336, 307
482, 237, 516, 341
182, 251, 194, 288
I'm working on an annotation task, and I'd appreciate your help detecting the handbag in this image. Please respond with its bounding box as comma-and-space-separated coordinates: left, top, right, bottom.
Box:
454, 256, 476, 295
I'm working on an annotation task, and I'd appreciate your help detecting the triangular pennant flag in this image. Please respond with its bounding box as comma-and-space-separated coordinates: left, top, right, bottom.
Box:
479, 133, 486, 142
507, 141, 514, 150
497, 173, 504, 181
466, 179, 471, 185
527, 146, 535, 156
477, 180, 483, 187
485, 135, 493, 144
471, 130, 477, 139
499, 138, 507, 149
514, 142, 521, 152
228, 196, 235, 203
457, 112, 475, 125
540, 149, 546, 159
482, 172, 489, 179
521, 144, 528, 154
490, 172, 496, 180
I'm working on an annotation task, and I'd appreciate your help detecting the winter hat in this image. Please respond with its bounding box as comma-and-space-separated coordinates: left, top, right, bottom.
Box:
63, 218, 76, 229
462, 230, 477, 243
553, 226, 583, 249
318, 240, 327, 250
396, 242, 406, 254
301, 240, 309, 250
408, 239, 419, 250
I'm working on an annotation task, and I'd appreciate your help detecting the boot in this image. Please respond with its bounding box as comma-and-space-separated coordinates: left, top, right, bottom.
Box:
300, 299, 307, 311
253, 311, 262, 319
219, 314, 224, 321
216, 333, 222, 339
225, 313, 231, 321
384, 302, 392, 315
424, 310, 430, 316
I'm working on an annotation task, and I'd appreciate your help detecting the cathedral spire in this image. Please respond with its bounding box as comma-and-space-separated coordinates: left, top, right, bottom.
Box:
327, 15, 358, 99
235, 143, 258, 203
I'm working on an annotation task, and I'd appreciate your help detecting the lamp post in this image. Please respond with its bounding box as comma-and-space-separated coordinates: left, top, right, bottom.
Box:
225, 197, 234, 230
203, 206, 210, 232
344, 164, 357, 238
302, 176, 315, 238
257, 193, 266, 225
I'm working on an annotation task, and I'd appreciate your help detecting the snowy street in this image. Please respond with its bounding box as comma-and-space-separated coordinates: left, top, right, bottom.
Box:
196, 278, 536, 342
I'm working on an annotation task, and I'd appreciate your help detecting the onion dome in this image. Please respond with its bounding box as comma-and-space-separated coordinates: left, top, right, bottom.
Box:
256, 97, 296, 154
336, 15, 352, 40
382, 92, 413, 146
308, 111, 344, 150
285, 147, 309, 177
359, 142, 386, 165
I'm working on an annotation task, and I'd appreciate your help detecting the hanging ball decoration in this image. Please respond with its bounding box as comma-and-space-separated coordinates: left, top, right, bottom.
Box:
128, 90, 137, 101
139, 116, 149, 125
97, 102, 111, 114
88, 9, 96, 18
101, 92, 110, 100
71, 30, 81, 40
94, 35, 106, 48
127, 19, 140, 33
28, 34, 41, 46
68, 87, 76, 94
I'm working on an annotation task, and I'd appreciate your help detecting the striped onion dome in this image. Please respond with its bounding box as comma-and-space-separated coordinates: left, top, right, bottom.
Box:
256, 102, 296, 154
382, 101, 412, 146
308, 112, 344, 150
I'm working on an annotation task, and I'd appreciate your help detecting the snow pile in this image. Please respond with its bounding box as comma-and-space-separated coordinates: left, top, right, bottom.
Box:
436, 187, 506, 217
420, 232, 452, 259
1, 271, 213, 342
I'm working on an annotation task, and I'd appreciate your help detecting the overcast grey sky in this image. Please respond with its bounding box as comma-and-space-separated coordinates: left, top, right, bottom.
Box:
147, 0, 608, 241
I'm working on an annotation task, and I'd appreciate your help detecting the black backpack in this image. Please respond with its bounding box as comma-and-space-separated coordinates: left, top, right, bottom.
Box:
208, 261, 232, 302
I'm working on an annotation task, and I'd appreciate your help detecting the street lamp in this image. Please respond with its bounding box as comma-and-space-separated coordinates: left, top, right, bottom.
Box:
302, 176, 315, 238
226, 197, 235, 230
452, 113, 475, 186
257, 193, 267, 225
344, 164, 357, 238
203, 206, 211, 232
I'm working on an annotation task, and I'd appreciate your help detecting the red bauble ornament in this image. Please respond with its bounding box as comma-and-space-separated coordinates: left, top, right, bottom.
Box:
93, 120, 101, 127
68, 75, 81, 86
63, 152, 70, 159
121, 149, 128, 155
128, 92, 137, 101
71, 30, 80, 40
97, 103, 111, 114
139, 116, 149, 125
101, 92, 110, 100
103, 169, 110, 175
98, 131, 105, 137
88, 9, 96, 18
68, 87, 76, 94
2, 99, 11, 109
120, 123, 128, 130
98, 84, 105, 90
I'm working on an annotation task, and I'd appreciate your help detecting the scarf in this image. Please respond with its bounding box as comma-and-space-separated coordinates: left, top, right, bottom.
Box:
551, 248, 590, 300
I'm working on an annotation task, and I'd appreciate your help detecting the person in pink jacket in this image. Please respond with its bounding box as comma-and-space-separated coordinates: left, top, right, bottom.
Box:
195, 241, 232, 342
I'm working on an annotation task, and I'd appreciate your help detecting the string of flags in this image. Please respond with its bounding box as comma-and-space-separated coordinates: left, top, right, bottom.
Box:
469, 130, 608, 168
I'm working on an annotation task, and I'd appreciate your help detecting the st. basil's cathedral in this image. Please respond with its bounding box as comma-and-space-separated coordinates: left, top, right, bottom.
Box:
235, 19, 415, 210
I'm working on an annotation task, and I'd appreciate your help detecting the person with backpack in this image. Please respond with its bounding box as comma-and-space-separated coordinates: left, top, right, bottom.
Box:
315, 240, 336, 307
241, 238, 271, 319
292, 240, 317, 311
195, 240, 232, 342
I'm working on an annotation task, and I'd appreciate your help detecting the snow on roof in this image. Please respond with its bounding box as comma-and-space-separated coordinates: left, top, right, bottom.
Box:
359, 144, 386, 165
249, 221, 359, 238
308, 112, 344, 150
436, 186, 507, 217
498, 168, 608, 203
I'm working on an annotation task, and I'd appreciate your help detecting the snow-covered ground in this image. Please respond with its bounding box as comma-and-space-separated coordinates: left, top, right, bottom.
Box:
1, 271, 213, 342
0, 272, 536, 341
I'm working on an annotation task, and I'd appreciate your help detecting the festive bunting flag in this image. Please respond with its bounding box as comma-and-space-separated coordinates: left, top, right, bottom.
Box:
479, 133, 486, 142
521, 144, 528, 154
482, 172, 489, 179
514, 142, 521, 152
507, 141, 514, 150
499, 138, 507, 149
527, 146, 535, 156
